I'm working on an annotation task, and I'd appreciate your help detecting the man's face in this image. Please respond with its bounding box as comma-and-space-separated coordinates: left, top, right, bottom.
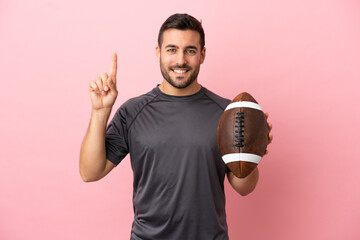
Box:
156, 29, 206, 89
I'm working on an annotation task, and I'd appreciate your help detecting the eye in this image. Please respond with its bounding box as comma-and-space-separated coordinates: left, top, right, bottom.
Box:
186, 49, 196, 54
167, 48, 176, 53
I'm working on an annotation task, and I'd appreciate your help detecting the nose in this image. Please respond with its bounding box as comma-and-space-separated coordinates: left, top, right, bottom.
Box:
176, 52, 187, 66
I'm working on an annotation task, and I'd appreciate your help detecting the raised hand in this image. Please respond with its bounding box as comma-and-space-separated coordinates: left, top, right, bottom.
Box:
89, 53, 118, 110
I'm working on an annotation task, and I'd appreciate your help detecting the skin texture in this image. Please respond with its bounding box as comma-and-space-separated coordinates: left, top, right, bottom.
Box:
79, 29, 273, 196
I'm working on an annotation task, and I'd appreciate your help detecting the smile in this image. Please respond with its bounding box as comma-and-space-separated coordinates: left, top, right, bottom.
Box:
172, 69, 189, 74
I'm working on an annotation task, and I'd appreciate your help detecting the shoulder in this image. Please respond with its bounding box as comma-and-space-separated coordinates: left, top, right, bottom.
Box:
122, 89, 158, 112
113, 88, 159, 125
202, 87, 231, 110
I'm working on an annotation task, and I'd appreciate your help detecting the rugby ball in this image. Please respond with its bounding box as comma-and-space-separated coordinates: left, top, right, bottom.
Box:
217, 92, 269, 178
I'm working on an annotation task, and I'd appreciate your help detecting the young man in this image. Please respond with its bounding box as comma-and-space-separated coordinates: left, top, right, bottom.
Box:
80, 13, 272, 240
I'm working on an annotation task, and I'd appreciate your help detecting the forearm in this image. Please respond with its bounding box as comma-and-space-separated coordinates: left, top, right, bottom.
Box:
227, 167, 259, 196
79, 108, 112, 182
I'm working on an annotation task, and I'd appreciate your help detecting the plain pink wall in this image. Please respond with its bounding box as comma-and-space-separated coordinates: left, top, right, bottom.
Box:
1, 0, 359, 239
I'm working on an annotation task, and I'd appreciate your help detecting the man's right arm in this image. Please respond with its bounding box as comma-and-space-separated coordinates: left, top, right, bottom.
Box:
79, 108, 116, 182
79, 53, 118, 182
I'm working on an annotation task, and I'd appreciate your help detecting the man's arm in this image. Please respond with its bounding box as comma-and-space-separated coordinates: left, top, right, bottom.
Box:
227, 168, 259, 196
227, 112, 273, 196
79, 53, 118, 182
80, 109, 116, 182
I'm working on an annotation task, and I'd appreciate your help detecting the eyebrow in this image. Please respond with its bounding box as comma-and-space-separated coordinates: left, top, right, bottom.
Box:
165, 44, 198, 50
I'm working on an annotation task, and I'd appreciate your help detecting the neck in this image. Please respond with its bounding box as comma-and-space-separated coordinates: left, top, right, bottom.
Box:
158, 80, 202, 96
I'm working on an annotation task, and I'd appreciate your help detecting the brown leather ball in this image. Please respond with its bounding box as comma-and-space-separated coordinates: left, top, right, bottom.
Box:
217, 92, 269, 178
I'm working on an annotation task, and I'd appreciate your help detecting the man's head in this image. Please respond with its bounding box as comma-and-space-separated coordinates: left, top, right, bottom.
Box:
158, 13, 205, 51
156, 14, 206, 91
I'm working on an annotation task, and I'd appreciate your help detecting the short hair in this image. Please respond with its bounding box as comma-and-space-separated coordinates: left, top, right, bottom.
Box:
158, 13, 205, 50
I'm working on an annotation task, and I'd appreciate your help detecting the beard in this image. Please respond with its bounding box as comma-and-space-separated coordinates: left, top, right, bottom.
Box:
160, 60, 201, 89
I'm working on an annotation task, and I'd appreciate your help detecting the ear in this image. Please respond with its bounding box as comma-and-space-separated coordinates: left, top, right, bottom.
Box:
200, 47, 206, 64
156, 45, 161, 62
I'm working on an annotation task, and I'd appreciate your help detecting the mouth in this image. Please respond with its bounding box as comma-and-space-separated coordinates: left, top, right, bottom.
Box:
171, 68, 190, 75
173, 69, 187, 73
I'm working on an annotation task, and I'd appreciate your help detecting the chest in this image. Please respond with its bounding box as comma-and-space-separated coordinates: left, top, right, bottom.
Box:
126, 100, 227, 195
127, 101, 222, 166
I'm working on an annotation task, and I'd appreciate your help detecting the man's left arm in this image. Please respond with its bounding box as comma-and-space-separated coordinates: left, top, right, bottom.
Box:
227, 112, 273, 196
227, 167, 259, 196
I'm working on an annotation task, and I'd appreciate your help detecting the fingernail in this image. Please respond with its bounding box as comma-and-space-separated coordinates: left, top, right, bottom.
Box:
104, 86, 109, 91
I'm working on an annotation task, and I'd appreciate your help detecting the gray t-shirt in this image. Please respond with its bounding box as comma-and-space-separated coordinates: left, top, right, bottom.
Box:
106, 86, 231, 240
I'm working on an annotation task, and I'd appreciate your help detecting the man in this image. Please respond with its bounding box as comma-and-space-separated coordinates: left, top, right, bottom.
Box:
80, 13, 273, 240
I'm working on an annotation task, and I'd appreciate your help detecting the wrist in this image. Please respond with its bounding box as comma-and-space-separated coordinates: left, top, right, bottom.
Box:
91, 108, 112, 123
92, 106, 112, 115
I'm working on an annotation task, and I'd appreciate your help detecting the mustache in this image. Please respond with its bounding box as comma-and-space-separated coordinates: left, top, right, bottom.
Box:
171, 64, 192, 69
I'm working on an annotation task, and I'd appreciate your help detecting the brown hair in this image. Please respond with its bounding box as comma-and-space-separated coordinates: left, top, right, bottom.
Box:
158, 13, 205, 50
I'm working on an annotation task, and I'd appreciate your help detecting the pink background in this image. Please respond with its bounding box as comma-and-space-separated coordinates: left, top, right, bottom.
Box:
1, 0, 360, 239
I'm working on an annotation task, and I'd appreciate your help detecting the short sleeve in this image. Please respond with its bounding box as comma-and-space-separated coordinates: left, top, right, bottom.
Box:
105, 106, 129, 165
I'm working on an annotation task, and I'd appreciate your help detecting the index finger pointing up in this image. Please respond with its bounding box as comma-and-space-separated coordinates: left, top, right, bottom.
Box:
110, 52, 117, 79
